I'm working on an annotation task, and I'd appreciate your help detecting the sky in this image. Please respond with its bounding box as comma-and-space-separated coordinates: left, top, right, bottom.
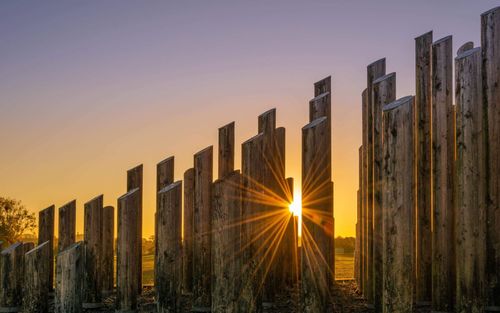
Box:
0, 0, 497, 238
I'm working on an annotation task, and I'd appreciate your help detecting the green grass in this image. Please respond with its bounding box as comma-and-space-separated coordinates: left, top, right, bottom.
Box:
141, 252, 354, 284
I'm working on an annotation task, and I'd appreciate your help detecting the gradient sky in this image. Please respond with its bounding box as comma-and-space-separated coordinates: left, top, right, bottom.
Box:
0, 0, 497, 238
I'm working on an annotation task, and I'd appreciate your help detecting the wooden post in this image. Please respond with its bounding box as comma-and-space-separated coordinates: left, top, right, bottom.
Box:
219, 122, 235, 179
357, 145, 363, 291
361, 89, 367, 297
482, 6, 500, 309
240, 133, 265, 313
127, 164, 143, 293
38, 205, 55, 291
431, 35, 455, 312
415, 31, 433, 304
102, 205, 114, 294
0, 242, 24, 312
183, 168, 195, 295
116, 188, 141, 312
193, 146, 213, 312
382, 96, 415, 313
314, 76, 331, 96
55, 241, 84, 313
258, 108, 276, 134
285, 177, 298, 288
212, 171, 242, 313
455, 47, 486, 313
156, 181, 182, 313
301, 116, 333, 313
355, 189, 360, 288
366, 58, 386, 304
372, 72, 396, 313
24, 241, 51, 313
83, 194, 104, 308
457, 42, 474, 56
155, 156, 175, 296
58, 200, 76, 253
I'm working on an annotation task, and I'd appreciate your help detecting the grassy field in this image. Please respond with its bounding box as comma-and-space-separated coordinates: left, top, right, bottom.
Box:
141, 252, 354, 285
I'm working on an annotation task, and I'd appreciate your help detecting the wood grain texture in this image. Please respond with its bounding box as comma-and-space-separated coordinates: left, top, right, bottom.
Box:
127, 164, 143, 293
55, 242, 84, 313
0, 242, 24, 311
415, 31, 433, 303
102, 206, 114, 293
455, 47, 486, 313
431, 35, 455, 312
24, 241, 51, 313
156, 181, 182, 313
183, 168, 195, 295
58, 200, 76, 253
218, 122, 235, 179
192, 146, 213, 311
382, 96, 415, 313
38, 205, 55, 291
482, 6, 500, 307
361, 89, 367, 296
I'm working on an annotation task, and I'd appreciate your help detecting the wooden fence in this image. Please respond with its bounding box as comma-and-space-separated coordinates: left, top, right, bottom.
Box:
0, 80, 334, 312
355, 6, 500, 313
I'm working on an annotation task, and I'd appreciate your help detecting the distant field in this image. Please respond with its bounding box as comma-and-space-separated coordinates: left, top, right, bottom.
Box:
141, 252, 354, 285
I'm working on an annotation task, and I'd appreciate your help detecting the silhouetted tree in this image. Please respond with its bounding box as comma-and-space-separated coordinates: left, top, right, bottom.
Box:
0, 197, 36, 244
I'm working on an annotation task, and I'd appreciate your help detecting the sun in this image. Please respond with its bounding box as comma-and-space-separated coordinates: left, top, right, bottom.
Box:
288, 192, 302, 217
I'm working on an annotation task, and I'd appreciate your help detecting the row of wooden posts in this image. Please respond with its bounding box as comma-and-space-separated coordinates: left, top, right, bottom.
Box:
0, 79, 335, 312
354, 6, 500, 313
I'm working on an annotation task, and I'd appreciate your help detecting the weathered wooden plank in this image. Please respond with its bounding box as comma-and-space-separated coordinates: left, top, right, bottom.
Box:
116, 188, 141, 312
83, 195, 104, 307
382, 96, 415, 313
127, 164, 143, 293
301, 116, 333, 313
183, 168, 195, 295
284, 177, 298, 288
455, 47, 486, 313
58, 200, 76, 253
102, 206, 114, 293
372, 72, 396, 313
431, 35, 455, 312
0, 242, 24, 312
482, 6, 500, 309
357, 145, 363, 290
361, 89, 367, 297
156, 181, 183, 313
415, 31, 433, 304
258, 109, 276, 136
24, 241, 51, 313
314, 76, 331, 96
212, 171, 242, 313
193, 146, 213, 312
355, 189, 360, 289
55, 241, 84, 313
38, 205, 55, 291
218, 122, 235, 179
366, 58, 386, 304
240, 133, 265, 313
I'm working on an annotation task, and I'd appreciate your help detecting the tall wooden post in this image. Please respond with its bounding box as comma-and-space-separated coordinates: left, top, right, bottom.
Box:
38, 205, 55, 291
58, 200, 76, 253
183, 168, 195, 295
415, 31, 433, 304
366, 58, 386, 304
0, 242, 24, 312
372, 72, 396, 313
155, 156, 175, 296
357, 145, 363, 290
482, 6, 500, 309
240, 133, 264, 313
219, 122, 235, 179
355, 189, 361, 288
301, 116, 333, 313
127, 164, 143, 293
55, 241, 84, 313
156, 181, 183, 313
455, 47, 486, 313
193, 146, 213, 312
117, 188, 141, 312
83, 194, 104, 308
102, 205, 114, 293
285, 177, 298, 288
212, 171, 242, 313
24, 241, 51, 313
361, 89, 367, 297
431, 35, 455, 312
382, 96, 415, 313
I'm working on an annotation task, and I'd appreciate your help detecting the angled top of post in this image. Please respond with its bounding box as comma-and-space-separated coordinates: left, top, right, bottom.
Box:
25, 240, 50, 256
1, 242, 22, 255
481, 6, 500, 17
58, 241, 83, 255
60, 199, 76, 208
218, 121, 235, 131
383, 95, 414, 112
433, 35, 452, 46
310, 91, 330, 102
303, 116, 327, 130
367, 58, 386, 69
194, 145, 213, 157
40, 205, 55, 213
456, 42, 473, 56
258, 108, 276, 134
456, 46, 481, 60
314, 76, 331, 96
373, 72, 396, 85
242, 132, 264, 146
213, 169, 240, 185
118, 187, 141, 201
415, 30, 433, 41
157, 156, 174, 166
85, 194, 103, 205
158, 181, 182, 194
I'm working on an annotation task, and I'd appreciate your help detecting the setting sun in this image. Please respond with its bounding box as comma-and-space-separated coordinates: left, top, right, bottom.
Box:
288, 192, 302, 217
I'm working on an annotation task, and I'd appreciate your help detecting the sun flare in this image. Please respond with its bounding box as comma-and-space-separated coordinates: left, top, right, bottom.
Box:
288, 194, 302, 217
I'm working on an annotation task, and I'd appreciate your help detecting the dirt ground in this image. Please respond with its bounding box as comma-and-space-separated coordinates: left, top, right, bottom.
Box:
46, 280, 432, 312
